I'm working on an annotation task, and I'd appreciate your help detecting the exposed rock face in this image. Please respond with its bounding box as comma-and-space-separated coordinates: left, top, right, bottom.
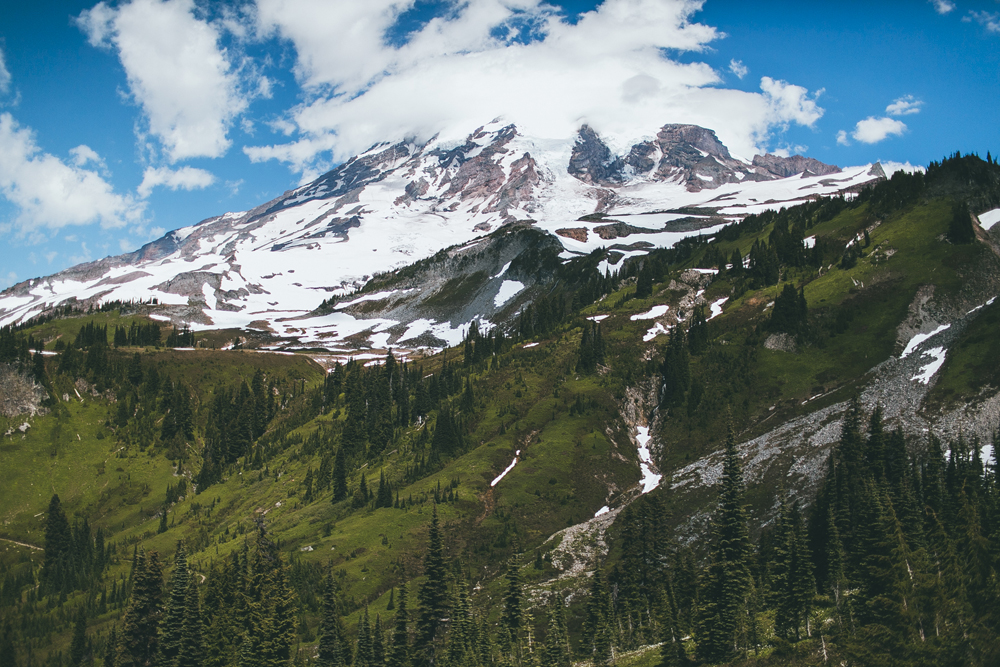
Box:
0, 364, 46, 417
752, 153, 841, 179
568, 123, 842, 192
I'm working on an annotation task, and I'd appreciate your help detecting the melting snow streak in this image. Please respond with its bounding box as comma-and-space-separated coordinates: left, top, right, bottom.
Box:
900, 324, 950, 359
911, 347, 946, 384
491, 450, 521, 487
636, 427, 661, 494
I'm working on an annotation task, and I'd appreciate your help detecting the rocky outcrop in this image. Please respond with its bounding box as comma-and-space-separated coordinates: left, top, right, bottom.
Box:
567, 123, 842, 192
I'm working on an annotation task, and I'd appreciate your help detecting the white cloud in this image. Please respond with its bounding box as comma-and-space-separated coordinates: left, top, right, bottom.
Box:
0, 47, 11, 96
930, 0, 955, 15
851, 116, 907, 144
69, 145, 104, 168
879, 161, 926, 176
247, 0, 825, 175
0, 113, 144, 232
965, 10, 1000, 34
77, 0, 249, 161
836, 129, 850, 146
728, 58, 748, 79
137, 165, 216, 198
886, 95, 922, 116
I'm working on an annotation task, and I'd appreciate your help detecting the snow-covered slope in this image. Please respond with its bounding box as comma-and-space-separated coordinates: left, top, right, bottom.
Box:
0, 120, 885, 350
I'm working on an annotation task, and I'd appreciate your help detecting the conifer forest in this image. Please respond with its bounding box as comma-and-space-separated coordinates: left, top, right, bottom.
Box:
3, 152, 1000, 667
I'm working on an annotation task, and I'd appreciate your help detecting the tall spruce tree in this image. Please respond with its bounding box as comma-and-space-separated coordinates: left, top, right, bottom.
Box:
415, 506, 449, 664
318, 569, 350, 667
388, 582, 410, 667
176, 577, 204, 667
158, 542, 189, 665
118, 549, 164, 667
697, 419, 754, 662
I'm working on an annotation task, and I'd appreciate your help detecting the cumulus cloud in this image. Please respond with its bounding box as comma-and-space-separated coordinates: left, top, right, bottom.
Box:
930, 0, 955, 14
851, 117, 907, 144
247, 0, 824, 175
965, 11, 1000, 34
77, 0, 249, 161
886, 95, 922, 116
0, 113, 144, 232
0, 47, 11, 96
69, 145, 105, 168
836, 130, 850, 146
728, 59, 748, 79
137, 166, 216, 198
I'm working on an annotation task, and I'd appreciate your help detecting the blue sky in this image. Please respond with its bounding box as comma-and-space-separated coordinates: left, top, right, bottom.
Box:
0, 0, 997, 288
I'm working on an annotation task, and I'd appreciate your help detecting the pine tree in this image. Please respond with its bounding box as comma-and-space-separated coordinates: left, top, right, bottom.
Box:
332, 447, 348, 502
318, 569, 349, 667
388, 582, 410, 667
356, 606, 373, 667
501, 555, 523, 636
176, 577, 204, 667
372, 614, 386, 666
158, 542, 189, 665
541, 595, 570, 667
415, 506, 449, 663
582, 569, 613, 666
42, 493, 73, 593
69, 612, 88, 667
696, 419, 754, 663
118, 549, 164, 667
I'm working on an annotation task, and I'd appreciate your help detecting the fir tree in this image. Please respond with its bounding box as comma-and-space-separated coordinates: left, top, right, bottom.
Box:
158, 542, 189, 665
581, 569, 613, 666
415, 506, 449, 663
388, 582, 410, 667
541, 595, 570, 667
697, 420, 754, 663
332, 447, 348, 502
372, 614, 386, 666
118, 549, 164, 667
42, 493, 73, 593
318, 569, 349, 667
356, 606, 373, 667
69, 612, 88, 667
176, 577, 204, 667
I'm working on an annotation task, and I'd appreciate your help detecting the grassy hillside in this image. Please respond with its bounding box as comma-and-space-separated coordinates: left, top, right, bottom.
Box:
2, 152, 1000, 666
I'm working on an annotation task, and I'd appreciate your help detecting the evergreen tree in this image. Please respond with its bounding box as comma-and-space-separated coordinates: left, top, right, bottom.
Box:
176, 577, 204, 667
332, 447, 348, 502
581, 569, 613, 666
356, 606, 373, 667
158, 542, 189, 665
318, 569, 350, 667
696, 420, 754, 663
415, 506, 449, 663
372, 614, 386, 666
687, 305, 708, 355
42, 493, 73, 593
947, 200, 975, 244
772, 496, 815, 640
501, 554, 523, 637
388, 582, 410, 667
118, 549, 164, 667
541, 595, 570, 667
70, 612, 88, 667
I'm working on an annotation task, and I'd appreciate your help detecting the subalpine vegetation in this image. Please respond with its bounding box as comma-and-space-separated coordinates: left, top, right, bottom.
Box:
1, 152, 999, 667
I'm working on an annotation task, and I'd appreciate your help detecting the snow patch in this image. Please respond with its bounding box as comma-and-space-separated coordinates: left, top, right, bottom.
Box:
708, 297, 728, 320
900, 324, 951, 359
643, 322, 669, 342
491, 450, 521, 487
587, 314, 609, 322
911, 347, 946, 384
522, 342, 539, 348
594, 505, 610, 517
494, 280, 525, 307
630, 305, 669, 321
979, 208, 1000, 231
635, 427, 661, 494
803, 236, 816, 249
493, 261, 512, 279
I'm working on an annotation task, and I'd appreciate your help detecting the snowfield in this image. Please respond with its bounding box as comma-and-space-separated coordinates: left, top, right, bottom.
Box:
0, 119, 888, 352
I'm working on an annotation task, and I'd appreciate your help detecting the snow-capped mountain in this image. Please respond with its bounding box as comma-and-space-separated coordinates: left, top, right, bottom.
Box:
0, 121, 885, 352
